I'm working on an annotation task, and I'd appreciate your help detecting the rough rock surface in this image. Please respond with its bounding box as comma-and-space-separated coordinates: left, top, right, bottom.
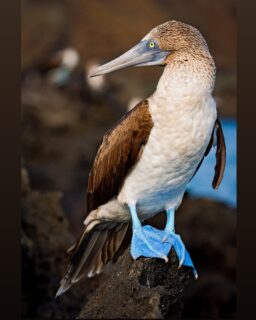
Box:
21, 165, 236, 318
79, 249, 194, 319
177, 197, 236, 318
21, 167, 106, 318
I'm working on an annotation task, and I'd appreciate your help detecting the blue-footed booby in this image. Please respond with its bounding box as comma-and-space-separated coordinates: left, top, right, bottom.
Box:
56, 20, 226, 297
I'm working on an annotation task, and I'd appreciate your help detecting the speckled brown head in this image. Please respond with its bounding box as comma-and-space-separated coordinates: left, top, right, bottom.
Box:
89, 20, 214, 77
144, 20, 211, 64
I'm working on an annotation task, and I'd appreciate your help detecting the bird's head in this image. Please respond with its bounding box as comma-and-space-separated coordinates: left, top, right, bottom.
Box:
88, 20, 212, 78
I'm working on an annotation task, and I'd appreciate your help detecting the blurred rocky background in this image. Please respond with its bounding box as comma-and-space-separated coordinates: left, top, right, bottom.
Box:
21, 0, 236, 318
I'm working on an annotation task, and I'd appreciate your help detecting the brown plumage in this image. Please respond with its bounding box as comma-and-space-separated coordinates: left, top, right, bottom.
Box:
152, 20, 209, 52
212, 119, 226, 189
192, 119, 226, 189
87, 100, 153, 213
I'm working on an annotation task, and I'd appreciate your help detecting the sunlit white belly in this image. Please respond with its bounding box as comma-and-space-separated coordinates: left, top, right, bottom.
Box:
118, 95, 217, 220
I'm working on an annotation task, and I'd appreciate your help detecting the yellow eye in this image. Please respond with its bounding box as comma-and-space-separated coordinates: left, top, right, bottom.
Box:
149, 41, 155, 48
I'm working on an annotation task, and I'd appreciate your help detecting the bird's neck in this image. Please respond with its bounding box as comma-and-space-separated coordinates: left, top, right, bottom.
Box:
152, 51, 216, 109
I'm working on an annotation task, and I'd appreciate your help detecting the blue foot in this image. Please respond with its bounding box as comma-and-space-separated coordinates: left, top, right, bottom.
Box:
128, 204, 198, 278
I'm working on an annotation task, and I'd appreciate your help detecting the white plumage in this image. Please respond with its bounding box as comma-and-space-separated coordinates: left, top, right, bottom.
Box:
118, 63, 216, 219
85, 60, 217, 227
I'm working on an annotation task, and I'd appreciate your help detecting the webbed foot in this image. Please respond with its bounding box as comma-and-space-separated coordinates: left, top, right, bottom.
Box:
131, 225, 171, 262
128, 204, 198, 278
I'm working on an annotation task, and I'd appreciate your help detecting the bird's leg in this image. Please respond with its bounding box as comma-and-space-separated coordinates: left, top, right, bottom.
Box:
162, 208, 198, 278
128, 204, 170, 262
128, 203, 142, 231
163, 208, 175, 240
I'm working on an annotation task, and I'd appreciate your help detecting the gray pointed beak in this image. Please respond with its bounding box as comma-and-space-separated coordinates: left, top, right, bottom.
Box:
88, 40, 170, 78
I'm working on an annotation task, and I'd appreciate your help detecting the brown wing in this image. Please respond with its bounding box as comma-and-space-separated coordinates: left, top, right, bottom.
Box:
192, 118, 226, 189
86, 100, 153, 214
56, 101, 152, 296
212, 118, 226, 189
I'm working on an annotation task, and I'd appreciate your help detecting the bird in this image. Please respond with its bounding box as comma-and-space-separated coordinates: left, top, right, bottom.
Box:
22, 47, 80, 87
45, 47, 80, 86
56, 20, 226, 297
85, 60, 107, 92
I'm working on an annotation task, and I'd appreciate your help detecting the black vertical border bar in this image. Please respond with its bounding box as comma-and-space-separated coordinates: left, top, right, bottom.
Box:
0, 1, 20, 320
238, 0, 256, 318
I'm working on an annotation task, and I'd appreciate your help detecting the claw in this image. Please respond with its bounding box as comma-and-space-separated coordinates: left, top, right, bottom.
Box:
161, 254, 169, 263
178, 249, 185, 268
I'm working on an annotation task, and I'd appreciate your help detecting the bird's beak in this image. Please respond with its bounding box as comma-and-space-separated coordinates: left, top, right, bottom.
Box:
88, 40, 170, 78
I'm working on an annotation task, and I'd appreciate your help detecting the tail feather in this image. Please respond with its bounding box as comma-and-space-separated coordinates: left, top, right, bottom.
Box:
74, 229, 108, 280
72, 231, 101, 281
56, 221, 130, 297
88, 251, 103, 277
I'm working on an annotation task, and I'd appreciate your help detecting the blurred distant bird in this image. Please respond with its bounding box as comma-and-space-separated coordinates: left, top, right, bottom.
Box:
85, 60, 106, 92
22, 47, 80, 87
56, 20, 226, 296
45, 47, 80, 86
21, 47, 80, 87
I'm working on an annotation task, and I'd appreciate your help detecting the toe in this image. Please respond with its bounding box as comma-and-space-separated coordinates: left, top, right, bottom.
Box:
183, 250, 198, 278
173, 235, 186, 267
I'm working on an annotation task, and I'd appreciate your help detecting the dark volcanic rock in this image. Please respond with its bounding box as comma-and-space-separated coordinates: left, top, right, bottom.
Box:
21, 167, 104, 318
176, 197, 236, 318
79, 249, 194, 319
